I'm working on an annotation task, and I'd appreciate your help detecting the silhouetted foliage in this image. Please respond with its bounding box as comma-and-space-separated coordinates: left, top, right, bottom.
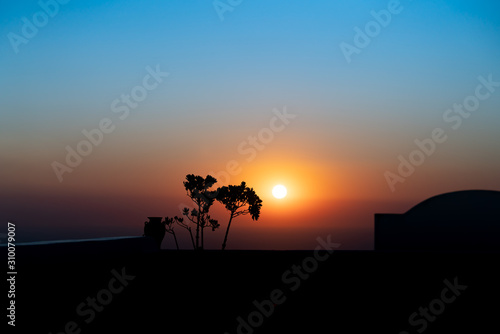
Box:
164, 216, 182, 250
176, 210, 196, 249
217, 182, 262, 250
181, 174, 219, 250
152, 176, 261, 250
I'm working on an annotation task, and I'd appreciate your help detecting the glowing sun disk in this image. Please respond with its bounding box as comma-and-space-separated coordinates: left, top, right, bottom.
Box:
272, 185, 287, 199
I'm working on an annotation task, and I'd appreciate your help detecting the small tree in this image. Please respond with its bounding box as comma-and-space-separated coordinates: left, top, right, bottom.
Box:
217, 182, 262, 250
177, 210, 196, 249
164, 216, 181, 250
182, 174, 219, 250
200, 213, 220, 249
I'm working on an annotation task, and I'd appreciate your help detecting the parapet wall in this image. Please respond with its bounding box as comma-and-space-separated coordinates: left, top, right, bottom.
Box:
2, 236, 158, 263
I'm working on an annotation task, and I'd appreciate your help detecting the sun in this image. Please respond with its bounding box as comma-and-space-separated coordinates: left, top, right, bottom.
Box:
272, 185, 287, 199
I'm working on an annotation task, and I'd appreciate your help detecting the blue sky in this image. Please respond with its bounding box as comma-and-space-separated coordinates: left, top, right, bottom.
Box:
2, 1, 499, 114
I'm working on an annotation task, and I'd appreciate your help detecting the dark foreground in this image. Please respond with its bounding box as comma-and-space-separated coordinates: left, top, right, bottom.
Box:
11, 243, 500, 333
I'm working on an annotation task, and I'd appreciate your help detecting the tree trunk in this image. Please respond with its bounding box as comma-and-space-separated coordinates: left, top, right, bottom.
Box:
221, 214, 234, 251
195, 204, 200, 250
188, 227, 195, 250
200, 212, 205, 250
172, 231, 179, 250
201, 224, 205, 250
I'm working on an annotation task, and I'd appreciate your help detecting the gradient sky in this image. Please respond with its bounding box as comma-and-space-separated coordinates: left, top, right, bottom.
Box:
1, 0, 500, 249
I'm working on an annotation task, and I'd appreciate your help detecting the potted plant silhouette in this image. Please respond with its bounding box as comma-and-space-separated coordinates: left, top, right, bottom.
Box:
143, 217, 165, 249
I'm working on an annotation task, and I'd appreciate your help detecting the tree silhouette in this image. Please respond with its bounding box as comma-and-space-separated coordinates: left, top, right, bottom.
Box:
217, 182, 262, 250
164, 216, 181, 250
177, 210, 196, 249
182, 174, 219, 250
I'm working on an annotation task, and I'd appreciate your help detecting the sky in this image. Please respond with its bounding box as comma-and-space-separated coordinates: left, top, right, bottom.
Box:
1, 0, 500, 249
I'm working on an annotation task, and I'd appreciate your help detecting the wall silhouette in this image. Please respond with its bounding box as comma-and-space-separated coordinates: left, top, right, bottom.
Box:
375, 190, 500, 251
